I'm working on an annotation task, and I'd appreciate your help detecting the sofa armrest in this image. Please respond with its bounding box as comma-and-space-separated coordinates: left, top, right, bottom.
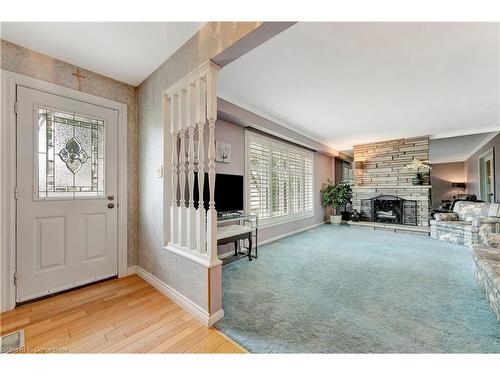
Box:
434, 212, 459, 221
480, 217, 500, 224
477, 219, 500, 245
487, 233, 500, 247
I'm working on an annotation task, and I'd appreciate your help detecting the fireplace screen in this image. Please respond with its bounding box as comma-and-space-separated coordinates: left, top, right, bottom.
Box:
360, 195, 417, 225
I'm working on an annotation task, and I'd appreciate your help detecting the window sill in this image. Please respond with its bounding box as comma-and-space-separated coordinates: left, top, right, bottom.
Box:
258, 213, 315, 229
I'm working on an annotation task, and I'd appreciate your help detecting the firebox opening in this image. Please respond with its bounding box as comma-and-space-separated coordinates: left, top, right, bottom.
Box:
360, 195, 417, 226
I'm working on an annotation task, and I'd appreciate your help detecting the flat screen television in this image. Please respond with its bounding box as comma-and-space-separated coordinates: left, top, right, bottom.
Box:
193, 173, 244, 213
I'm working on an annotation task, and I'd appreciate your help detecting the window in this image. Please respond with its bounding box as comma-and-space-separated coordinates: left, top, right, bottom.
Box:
36, 107, 105, 199
340, 160, 353, 184
246, 132, 314, 226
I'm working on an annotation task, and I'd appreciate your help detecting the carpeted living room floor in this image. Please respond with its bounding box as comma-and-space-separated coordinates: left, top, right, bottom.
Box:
216, 225, 500, 353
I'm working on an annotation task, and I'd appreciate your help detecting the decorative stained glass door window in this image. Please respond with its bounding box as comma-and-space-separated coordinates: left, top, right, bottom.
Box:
36, 107, 105, 198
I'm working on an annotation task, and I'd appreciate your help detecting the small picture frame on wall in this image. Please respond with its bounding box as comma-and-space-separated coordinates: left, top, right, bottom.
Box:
215, 141, 231, 163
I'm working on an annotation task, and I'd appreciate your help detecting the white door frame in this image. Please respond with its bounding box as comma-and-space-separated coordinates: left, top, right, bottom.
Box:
1, 70, 128, 312
478, 148, 496, 202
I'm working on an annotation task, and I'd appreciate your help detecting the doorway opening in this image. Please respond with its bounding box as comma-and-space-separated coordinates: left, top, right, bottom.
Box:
479, 148, 496, 203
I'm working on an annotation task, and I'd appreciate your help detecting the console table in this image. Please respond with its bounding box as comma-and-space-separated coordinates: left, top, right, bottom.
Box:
217, 213, 258, 263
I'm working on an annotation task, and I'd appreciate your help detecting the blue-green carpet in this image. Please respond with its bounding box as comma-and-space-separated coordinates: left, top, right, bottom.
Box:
216, 225, 500, 353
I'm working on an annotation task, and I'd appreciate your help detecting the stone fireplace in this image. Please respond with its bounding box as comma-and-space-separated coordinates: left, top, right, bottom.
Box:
352, 137, 431, 226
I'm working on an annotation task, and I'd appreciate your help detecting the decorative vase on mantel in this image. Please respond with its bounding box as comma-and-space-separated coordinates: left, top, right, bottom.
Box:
421, 172, 431, 185
403, 159, 432, 186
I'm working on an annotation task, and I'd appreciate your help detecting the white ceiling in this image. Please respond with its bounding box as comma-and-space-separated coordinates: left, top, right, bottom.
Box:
429, 132, 499, 164
218, 22, 500, 152
0, 22, 205, 86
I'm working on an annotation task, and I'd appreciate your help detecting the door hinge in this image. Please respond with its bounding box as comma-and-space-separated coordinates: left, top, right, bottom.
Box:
14, 101, 18, 115
14, 272, 18, 285
14, 187, 19, 200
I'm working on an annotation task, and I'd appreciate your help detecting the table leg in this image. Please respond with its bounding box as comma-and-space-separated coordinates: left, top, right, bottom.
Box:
255, 228, 258, 259
248, 234, 252, 261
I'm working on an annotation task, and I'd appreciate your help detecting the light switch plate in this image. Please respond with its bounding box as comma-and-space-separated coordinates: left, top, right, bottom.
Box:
155, 164, 163, 178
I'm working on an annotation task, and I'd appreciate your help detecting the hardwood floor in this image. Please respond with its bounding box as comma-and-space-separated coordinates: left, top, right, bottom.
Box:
0, 275, 246, 353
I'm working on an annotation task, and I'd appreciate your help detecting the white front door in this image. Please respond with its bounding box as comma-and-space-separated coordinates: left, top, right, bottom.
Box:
16, 86, 118, 302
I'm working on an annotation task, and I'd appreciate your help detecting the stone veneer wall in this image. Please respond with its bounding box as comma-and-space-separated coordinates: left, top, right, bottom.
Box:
352, 137, 431, 226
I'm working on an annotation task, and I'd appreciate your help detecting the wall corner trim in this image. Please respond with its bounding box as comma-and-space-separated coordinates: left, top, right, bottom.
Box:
126, 265, 137, 276
135, 266, 224, 327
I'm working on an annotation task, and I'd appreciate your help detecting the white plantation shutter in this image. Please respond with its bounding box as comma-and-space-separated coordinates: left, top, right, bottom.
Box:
249, 141, 271, 219
304, 155, 313, 213
272, 147, 288, 218
289, 151, 303, 215
246, 132, 314, 225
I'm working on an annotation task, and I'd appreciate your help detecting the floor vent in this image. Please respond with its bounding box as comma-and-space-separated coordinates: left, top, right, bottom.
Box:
1, 329, 25, 353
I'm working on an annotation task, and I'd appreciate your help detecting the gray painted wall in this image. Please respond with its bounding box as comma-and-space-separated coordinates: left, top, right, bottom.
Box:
430, 162, 465, 208
215, 120, 335, 247
465, 133, 500, 202
211, 120, 245, 176
213, 120, 334, 256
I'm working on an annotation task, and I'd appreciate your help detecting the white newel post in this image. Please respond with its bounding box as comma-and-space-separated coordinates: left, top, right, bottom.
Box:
206, 70, 218, 262
170, 95, 179, 245
178, 90, 187, 247
196, 78, 207, 254
186, 84, 197, 250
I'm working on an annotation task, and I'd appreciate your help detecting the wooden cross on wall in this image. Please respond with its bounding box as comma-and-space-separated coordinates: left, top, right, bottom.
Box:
72, 69, 87, 91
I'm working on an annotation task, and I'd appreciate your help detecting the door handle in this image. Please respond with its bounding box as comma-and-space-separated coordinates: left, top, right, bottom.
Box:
108, 203, 115, 209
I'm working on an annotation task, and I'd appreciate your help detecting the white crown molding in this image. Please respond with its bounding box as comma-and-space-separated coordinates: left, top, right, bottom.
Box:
464, 131, 500, 161
429, 125, 500, 140
217, 92, 336, 151
431, 158, 468, 164
432, 131, 500, 164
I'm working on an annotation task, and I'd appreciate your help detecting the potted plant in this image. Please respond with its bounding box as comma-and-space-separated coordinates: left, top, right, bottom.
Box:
402, 158, 432, 185
321, 180, 353, 225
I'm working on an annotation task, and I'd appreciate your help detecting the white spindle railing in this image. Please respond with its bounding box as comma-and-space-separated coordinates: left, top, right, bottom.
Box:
164, 61, 220, 266
178, 90, 187, 248
206, 69, 218, 263
170, 94, 179, 245
196, 78, 207, 254
186, 83, 197, 250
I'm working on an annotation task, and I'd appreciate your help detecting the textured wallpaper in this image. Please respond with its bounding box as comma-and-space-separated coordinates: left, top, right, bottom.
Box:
1, 39, 139, 266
